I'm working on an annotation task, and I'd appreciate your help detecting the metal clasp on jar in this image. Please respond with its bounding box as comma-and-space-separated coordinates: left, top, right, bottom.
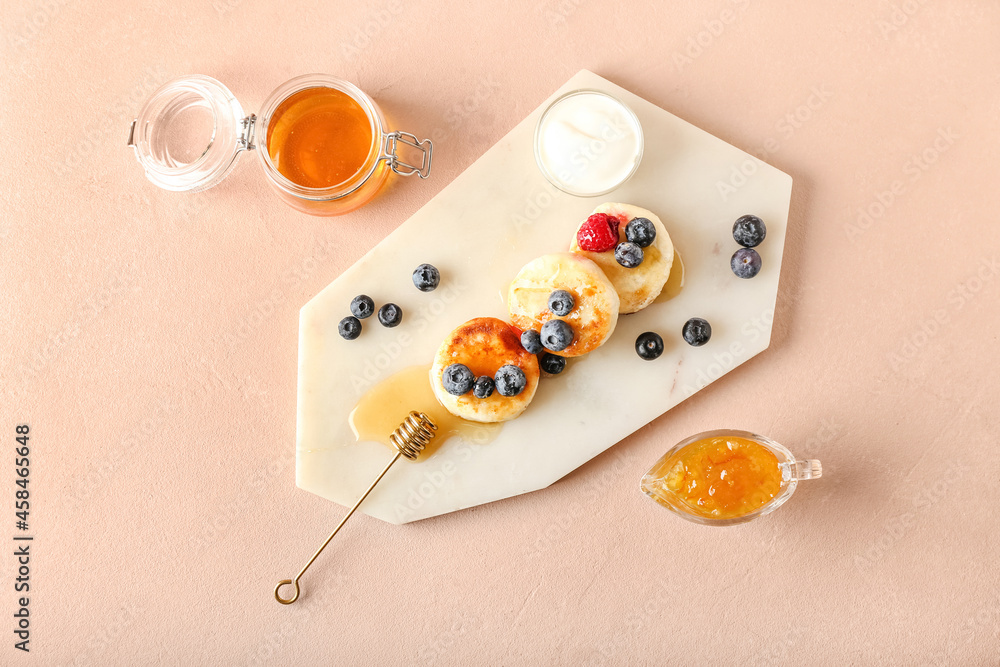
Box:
237, 114, 256, 151
381, 131, 433, 179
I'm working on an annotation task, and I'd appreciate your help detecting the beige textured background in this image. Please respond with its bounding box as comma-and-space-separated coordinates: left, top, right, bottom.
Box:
2, 0, 999, 664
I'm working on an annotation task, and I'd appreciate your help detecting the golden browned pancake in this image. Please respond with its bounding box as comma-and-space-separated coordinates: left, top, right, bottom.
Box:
430, 317, 541, 423
569, 203, 674, 313
507, 252, 619, 358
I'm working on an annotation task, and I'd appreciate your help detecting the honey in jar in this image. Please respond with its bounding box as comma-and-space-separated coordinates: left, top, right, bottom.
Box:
266, 87, 374, 189
642, 434, 782, 521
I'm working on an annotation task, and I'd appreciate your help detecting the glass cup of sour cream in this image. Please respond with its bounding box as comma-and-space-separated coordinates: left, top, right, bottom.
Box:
533, 89, 644, 197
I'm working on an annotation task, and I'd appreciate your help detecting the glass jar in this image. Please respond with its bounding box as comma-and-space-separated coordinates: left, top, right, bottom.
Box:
127, 74, 432, 216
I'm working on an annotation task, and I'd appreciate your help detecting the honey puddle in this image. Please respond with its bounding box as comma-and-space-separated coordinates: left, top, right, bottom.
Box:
349, 365, 502, 459
654, 249, 685, 303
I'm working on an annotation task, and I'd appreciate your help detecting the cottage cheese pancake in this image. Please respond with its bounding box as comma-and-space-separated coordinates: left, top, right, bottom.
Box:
570, 203, 673, 313
430, 317, 541, 423
508, 252, 619, 358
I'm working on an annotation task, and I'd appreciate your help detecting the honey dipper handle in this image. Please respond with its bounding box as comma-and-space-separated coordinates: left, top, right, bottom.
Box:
274, 450, 403, 604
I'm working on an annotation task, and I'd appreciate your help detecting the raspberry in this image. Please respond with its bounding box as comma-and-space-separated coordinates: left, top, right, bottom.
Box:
576, 213, 620, 252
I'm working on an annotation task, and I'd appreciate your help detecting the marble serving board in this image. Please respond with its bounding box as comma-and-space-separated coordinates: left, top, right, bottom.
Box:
296, 70, 792, 524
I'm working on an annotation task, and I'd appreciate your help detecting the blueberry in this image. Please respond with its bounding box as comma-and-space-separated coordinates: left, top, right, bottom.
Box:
635, 332, 664, 360
625, 217, 657, 248
548, 289, 575, 316
412, 263, 441, 292
539, 353, 566, 375
732, 215, 766, 248
540, 319, 574, 352
338, 316, 362, 340
731, 248, 762, 279
615, 241, 644, 268
378, 303, 403, 327
682, 318, 712, 346
520, 329, 544, 354
442, 364, 474, 396
494, 365, 527, 397
473, 375, 495, 399
350, 295, 375, 319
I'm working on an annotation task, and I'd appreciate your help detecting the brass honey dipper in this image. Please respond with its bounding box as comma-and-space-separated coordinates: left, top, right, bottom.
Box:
275, 411, 437, 604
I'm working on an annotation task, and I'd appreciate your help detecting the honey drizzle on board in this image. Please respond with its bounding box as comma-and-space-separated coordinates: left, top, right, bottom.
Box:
349, 365, 501, 460
653, 249, 685, 303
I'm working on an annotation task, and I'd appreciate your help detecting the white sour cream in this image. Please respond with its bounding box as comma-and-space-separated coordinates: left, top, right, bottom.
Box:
534, 90, 643, 196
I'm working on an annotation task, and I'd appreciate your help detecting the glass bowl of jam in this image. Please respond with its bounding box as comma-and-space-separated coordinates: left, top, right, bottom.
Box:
127, 73, 432, 216
640, 430, 822, 526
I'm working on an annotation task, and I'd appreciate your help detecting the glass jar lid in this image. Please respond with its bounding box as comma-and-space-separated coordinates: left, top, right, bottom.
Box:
127, 75, 253, 192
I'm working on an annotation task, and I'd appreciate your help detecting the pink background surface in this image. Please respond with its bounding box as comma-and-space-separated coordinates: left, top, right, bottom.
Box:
2, 0, 999, 664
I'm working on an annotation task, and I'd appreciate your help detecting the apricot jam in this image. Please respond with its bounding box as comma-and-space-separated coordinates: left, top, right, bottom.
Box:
644, 435, 782, 520
266, 87, 374, 189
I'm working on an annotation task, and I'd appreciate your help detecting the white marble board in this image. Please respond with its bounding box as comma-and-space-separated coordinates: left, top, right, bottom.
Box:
296, 69, 792, 524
